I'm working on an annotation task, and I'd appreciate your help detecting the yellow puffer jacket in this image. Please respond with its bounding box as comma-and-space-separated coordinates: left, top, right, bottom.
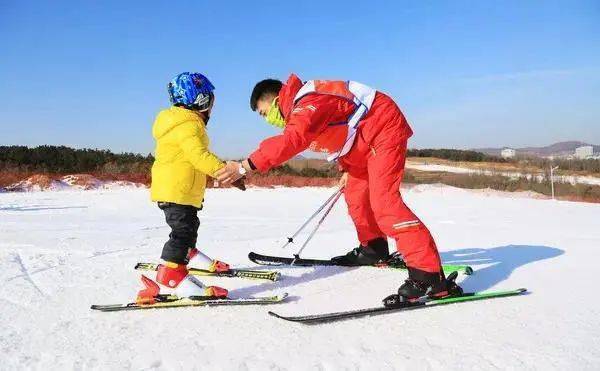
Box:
150, 106, 224, 208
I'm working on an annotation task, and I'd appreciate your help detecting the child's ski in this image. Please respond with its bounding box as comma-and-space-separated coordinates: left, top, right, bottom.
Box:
92, 293, 288, 312
134, 262, 280, 281
268, 288, 526, 324
248, 252, 474, 275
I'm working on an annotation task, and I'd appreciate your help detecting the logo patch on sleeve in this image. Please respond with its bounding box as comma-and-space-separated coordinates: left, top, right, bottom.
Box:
293, 105, 317, 114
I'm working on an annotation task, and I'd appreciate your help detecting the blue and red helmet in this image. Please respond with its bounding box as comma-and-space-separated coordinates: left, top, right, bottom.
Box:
168, 72, 215, 111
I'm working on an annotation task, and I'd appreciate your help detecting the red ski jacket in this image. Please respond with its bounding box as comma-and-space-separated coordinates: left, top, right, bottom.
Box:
249, 74, 413, 172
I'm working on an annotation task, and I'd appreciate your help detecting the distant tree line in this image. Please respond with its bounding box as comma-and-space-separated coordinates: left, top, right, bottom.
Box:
0, 145, 153, 174
0, 146, 341, 177
2, 145, 598, 177
407, 148, 507, 163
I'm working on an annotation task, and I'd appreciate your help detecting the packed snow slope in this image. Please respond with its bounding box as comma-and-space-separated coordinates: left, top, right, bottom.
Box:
1, 186, 599, 370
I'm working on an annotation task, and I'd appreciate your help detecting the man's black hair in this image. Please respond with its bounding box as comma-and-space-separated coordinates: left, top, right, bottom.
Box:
250, 79, 283, 111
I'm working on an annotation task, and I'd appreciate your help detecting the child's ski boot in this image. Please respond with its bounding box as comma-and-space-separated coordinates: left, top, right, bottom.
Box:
136, 262, 228, 304
187, 248, 231, 273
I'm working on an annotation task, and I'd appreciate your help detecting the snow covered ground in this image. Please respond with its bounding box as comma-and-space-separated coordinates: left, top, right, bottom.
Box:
1, 186, 599, 370
407, 162, 600, 186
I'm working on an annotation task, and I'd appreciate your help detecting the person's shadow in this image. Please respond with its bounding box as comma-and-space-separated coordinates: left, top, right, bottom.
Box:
440, 245, 564, 292
232, 244, 564, 298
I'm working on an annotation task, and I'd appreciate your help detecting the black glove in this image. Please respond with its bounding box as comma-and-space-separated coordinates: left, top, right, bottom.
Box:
231, 176, 246, 191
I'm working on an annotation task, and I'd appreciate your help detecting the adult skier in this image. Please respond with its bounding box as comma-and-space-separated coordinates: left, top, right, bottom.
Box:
139, 72, 232, 303
215, 74, 461, 303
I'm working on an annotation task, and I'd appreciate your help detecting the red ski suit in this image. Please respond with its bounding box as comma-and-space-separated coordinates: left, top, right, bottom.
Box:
249, 74, 442, 273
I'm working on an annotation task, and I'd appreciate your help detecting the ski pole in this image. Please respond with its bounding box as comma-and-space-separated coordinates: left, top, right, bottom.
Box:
291, 189, 343, 265
280, 188, 343, 249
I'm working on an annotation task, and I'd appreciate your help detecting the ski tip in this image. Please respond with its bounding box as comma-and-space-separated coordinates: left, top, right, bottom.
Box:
464, 266, 474, 275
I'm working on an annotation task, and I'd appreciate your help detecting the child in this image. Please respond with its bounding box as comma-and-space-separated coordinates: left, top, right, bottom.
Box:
139, 72, 235, 302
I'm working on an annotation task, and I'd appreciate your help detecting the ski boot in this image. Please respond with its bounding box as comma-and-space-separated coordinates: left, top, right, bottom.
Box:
330, 238, 390, 266
136, 262, 228, 304
382, 270, 463, 308
187, 248, 231, 273
386, 252, 408, 269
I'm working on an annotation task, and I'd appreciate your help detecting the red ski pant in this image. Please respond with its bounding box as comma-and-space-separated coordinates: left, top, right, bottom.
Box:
341, 138, 442, 273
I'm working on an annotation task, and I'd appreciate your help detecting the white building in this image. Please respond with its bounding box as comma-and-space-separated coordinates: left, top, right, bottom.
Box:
501, 148, 516, 159
575, 145, 593, 159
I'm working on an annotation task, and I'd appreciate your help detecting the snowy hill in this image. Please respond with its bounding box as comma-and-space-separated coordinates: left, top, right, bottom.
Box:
3, 174, 145, 192
477, 140, 600, 157
1, 186, 599, 369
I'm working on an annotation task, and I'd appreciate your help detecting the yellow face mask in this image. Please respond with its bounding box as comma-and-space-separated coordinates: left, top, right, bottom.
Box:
265, 97, 286, 129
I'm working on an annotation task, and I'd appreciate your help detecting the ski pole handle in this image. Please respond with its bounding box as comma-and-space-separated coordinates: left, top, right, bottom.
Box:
280, 188, 343, 249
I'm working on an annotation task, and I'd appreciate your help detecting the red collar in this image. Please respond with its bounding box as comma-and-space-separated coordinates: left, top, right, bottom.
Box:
278, 73, 304, 119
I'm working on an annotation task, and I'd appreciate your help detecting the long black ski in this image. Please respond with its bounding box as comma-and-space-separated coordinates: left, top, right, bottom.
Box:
249, 252, 474, 275
268, 288, 526, 324
91, 293, 288, 312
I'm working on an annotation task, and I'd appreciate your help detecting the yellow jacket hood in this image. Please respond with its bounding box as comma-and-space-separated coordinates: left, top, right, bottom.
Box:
152, 106, 206, 140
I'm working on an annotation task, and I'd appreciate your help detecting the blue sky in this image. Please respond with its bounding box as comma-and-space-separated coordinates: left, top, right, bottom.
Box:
1, 0, 599, 157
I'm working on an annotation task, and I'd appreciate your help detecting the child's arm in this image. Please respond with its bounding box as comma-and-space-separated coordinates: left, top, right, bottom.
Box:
173, 121, 224, 176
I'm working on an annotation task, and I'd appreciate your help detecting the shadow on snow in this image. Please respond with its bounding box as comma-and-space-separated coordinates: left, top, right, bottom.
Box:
231, 264, 358, 298
234, 244, 564, 297
440, 244, 564, 292
0, 205, 88, 212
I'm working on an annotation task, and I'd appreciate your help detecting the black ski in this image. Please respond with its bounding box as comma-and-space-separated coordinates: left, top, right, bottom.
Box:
268, 288, 526, 324
248, 252, 474, 275
135, 262, 280, 281
91, 293, 288, 312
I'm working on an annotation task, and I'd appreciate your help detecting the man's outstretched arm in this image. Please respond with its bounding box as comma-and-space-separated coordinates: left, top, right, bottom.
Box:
216, 95, 336, 182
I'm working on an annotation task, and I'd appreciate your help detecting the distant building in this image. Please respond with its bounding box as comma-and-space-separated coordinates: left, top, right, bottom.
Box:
575, 145, 593, 159
501, 148, 516, 159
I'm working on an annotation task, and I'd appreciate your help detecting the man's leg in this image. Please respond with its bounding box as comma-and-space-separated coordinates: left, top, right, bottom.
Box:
366, 139, 442, 276
344, 173, 386, 245
331, 172, 389, 265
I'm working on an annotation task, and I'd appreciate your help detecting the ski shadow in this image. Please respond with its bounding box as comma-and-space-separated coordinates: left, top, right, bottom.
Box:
0, 205, 88, 212
230, 265, 358, 298
440, 244, 565, 292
